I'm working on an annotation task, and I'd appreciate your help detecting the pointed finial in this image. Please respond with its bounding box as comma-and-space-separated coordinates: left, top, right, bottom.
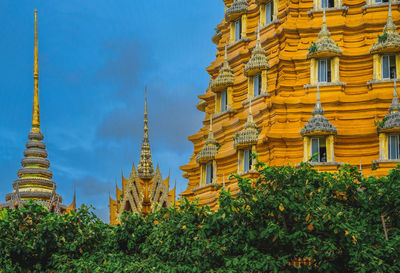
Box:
257, 20, 260, 41
210, 116, 213, 132
312, 83, 324, 116
168, 168, 171, 178
323, 8, 326, 24
137, 86, 154, 179
389, 80, 400, 112
389, 0, 392, 18
31, 9, 40, 134
145, 85, 148, 115
223, 174, 225, 188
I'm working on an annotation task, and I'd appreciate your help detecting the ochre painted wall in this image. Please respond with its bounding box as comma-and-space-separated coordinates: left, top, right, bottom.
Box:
180, 0, 400, 208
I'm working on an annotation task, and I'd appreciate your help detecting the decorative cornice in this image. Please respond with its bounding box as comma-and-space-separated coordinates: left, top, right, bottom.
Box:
225, 0, 248, 22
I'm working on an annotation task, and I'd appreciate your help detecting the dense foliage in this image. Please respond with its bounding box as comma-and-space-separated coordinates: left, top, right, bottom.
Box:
0, 160, 399, 272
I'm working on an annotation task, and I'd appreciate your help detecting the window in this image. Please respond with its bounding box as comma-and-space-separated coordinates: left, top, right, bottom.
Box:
388, 135, 400, 159
253, 74, 262, 97
382, 55, 397, 80
205, 161, 214, 184
311, 137, 327, 162
318, 59, 331, 83
243, 148, 252, 172
235, 18, 242, 41
265, 1, 273, 24
321, 0, 335, 8
375, 0, 389, 3
220, 90, 228, 112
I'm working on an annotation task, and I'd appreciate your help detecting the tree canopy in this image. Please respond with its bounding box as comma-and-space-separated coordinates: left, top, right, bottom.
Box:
0, 160, 399, 272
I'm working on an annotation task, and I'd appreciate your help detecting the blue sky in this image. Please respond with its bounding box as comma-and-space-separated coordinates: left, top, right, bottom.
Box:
0, 1, 224, 221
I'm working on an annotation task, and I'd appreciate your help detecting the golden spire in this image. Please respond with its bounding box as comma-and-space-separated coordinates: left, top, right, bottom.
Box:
5, 10, 63, 209
137, 86, 155, 179
31, 9, 40, 134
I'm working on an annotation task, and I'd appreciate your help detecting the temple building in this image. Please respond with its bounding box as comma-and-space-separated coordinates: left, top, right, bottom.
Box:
109, 90, 176, 225
180, 0, 400, 208
1, 10, 74, 214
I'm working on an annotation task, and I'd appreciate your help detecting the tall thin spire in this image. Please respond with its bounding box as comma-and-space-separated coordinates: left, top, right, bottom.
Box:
137, 86, 154, 179
389, 1, 392, 18
389, 81, 400, 113
208, 116, 214, 139
4, 10, 63, 209
312, 83, 324, 116
32, 9, 40, 134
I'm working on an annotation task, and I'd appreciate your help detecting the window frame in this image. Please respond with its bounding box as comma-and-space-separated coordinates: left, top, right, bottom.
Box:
220, 89, 228, 112
382, 55, 397, 80
321, 0, 335, 8
253, 73, 262, 97
311, 137, 327, 162
318, 58, 332, 83
234, 18, 242, 41
388, 134, 400, 160
265, 1, 273, 25
205, 161, 214, 184
242, 148, 252, 172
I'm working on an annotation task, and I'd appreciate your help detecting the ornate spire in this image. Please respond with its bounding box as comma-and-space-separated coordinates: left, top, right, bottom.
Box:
137, 86, 155, 179
319, 9, 330, 39
301, 84, 337, 136
371, 2, 400, 54
212, 45, 235, 92
5, 10, 62, 207
312, 84, 324, 116
196, 117, 219, 163
244, 22, 270, 76
307, 9, 342, 58
389, 81, 400, 113
32, 9, 40, 134
384, 1, 396, 34
379, 81, 400, 131
234, 97, 259, 148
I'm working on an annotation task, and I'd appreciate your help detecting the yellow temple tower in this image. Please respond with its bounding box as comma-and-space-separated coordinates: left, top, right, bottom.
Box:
109, 89, 176, 225
1, 10, 69, 213
180, 0, 400, 208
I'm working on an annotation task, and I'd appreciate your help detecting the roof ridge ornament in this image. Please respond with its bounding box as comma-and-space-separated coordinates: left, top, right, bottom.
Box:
137, 86, 155, 179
